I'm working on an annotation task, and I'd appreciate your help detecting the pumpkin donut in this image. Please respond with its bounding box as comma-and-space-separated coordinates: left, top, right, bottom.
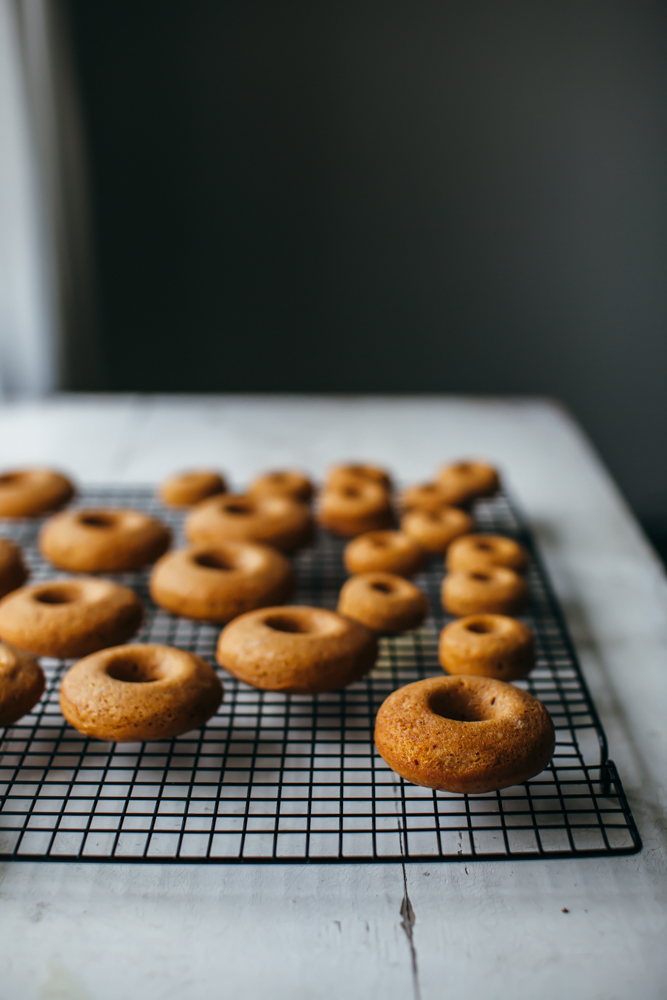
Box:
375, 675, 555, 793
217, 606, 377, 694
248, 470, 314, 503
446, 533, 529, 574
344, 530, 424, 578
442, 567, 528, 617
400, 481, 472, 511
0, 578, 144, 659
401, 505, 474, 555
338, 572, 428, 635
60, 644, 223, 742
159, 470, 227, 507
150, 541, 295, 623
186, 493, 313, 553
0, 642, 45, 727
326, 463, 392, 492
319, 481, 394, 537
439, 614, 535, 680
437, 461, 500, 502
0, 538, 28, 598
39, 509, 171, 573
0, 469, 74, 518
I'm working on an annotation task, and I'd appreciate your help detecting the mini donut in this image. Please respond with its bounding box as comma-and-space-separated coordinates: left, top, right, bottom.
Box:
0, 469, 74, 518
326, 463, 392, 492
344, 531, 424, 578
0, 578, 144, 659
374, 675, 555, 793
400, 481, 472, 511
150, 541, 295, 623
442, 567, 528, 617
439, 614, 535, 680
0, 642, 45, 726
446, 533, 529, 574
248, 470, 314, 503
160, 470, 227, 507
186, 493, 313, 553
60, 644, 223, 742
39, 508, 171, 573
401, 505, 474, 554
318, 481, 394, 537
0, 538, 28, 598
437, 460, 500, 502
217, 605, 377, 694
337, 572, 428, 635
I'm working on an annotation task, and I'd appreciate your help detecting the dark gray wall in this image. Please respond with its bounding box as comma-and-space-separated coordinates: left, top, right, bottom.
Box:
68, 1, 667, 518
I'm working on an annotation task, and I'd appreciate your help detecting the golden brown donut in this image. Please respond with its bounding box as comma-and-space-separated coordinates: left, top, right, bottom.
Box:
401, 505, 474, 554
442, 567, 528, 617
217, 605, 377, 694
159, 470, 227, 507
150, 541, 295, 623
0, 578, 144, 659
318, 481, 394, 537
446, 533, 529, 574
344, 530, 424, 578
248, 470, 314, 503
39, 508, 171, 573
437, 460, 500, 502
186, 493, 313, 553
375, 675, 555, 793
326, 463, 392, 492
0, 469, 74, 518
338, 572, 428, 635
0, 538, 28, 598
400, 480, 472, 511
439, 614, 535, 680
60, 644, 223, 742
0, 642, 45, 726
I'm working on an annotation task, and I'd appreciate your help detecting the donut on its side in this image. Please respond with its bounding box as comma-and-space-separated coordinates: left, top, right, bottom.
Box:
338, 572, 428, 635
0, 642, 45, 727
439, 614, 535, 681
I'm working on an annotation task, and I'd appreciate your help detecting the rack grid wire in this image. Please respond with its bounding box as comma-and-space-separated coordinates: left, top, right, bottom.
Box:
0, 486, 641, 864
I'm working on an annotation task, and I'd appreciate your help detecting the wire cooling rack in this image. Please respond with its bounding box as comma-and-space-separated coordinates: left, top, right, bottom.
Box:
0, 486, 641, 864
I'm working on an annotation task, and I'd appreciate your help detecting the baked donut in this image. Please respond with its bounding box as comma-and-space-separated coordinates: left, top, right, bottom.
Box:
186, 493, 313, 553
442, 567, 528, 617
319, 481, 394, 537
344, 531, 424, 578
0, 642, 45, 726
400, 481, 471, 511
150, 541, 295, 623
374, 675, 555, 793
39, 509, 171, 573
446, 533, 529, 574
437, 461, 500, 502
439, 614, 535, 680
60, 644, 223, 742
401, 505, 474, 554
326, 463, 392, 492
0, 538, 28, 598
217, 606, 377, 694
0, 578, 144, 659
248, 470, 314, 503
0, 469, 74, 518
338, 572, 428, 635
160, 470, 226, 507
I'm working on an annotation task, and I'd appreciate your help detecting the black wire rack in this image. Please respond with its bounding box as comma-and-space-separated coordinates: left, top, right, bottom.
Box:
0, 486, 641, 864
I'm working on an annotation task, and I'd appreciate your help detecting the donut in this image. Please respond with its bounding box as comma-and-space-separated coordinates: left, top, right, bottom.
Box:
248, 470, 314, 503
0, 538, 28, 598
0, 578, 144, 659
374, 675, 555, 793
344, 531, 424, 578
337, 572, 428, 635
60, 644, 223, 742
150, 541, 295, 623
437, 461, 500, 502
0, 642, 45, 726
326, 463, 392, 492
400, 480, 472, 511
401, 505, 474, 555
318, 481, 394, 537
186, 493, 313, 553
441, 567, 528, 617
39, 508, 171, 573
446, 533, 529, 574
439, 614, 535, 680
0, 469, 74, 518
217, 606, 377, 694
160, 470, 226, 507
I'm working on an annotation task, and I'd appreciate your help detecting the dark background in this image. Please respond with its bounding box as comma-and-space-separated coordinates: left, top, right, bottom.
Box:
66, 1, 667, 536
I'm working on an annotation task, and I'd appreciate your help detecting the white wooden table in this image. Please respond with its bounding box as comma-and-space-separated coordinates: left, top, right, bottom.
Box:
0, 394, 666, 1000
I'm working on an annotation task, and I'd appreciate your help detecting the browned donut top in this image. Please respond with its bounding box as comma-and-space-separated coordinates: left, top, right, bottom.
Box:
320, 480, 392, 520
401, 505, 475, 554
160, 470, 227, 507
326, 464, 392, 492
437, 461, 500, 501
185, 493, 312, 552
344, 531, 424, 577
400, 481, 471, 511
0, 469, 75, 518
39, 508, 171, 572
441, 567, 528, 617
338, 572, 429, 635
248, 470, 314, 503
439, 614, 535, 680
446, 533, 529, 573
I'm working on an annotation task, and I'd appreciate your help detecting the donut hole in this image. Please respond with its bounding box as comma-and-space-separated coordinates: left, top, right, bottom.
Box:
268, 473, 287, 483
369, 538, 388, 548
466, 621, 493, 634
264, 614, 312, 634
370, 581, 393, 594
475, 542, 493, 552
429, 689, 492, 723
33, 584, 81, 605
79, 513, 116, 529
223, 502, 254, 516
194, 552, 234, 571
470, 573, 491, 582
0, 474, 22, 486
454, 463, 472, 473
106, 656, 162, 684
342, 487, 360, 499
